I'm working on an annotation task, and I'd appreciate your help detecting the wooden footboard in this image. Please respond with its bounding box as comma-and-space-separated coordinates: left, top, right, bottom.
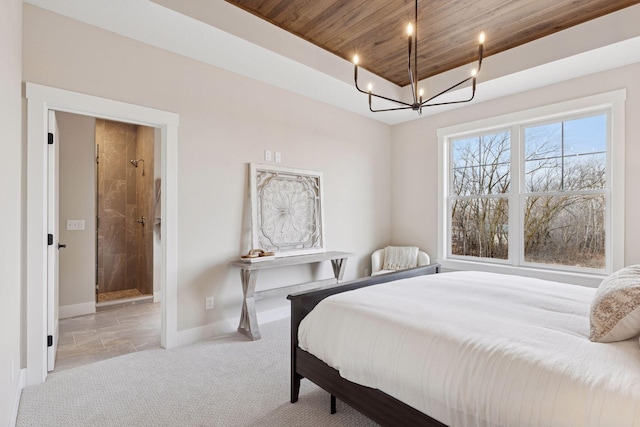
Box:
287, 264, 444, 426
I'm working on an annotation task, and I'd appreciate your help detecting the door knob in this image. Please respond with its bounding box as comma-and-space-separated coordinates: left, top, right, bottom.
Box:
58, 243, 67, 249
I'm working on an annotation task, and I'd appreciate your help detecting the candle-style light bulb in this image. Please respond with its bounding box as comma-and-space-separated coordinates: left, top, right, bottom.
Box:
479, 32, 486, 44
367, 83, 373, 93
407, 23, 414, 37
419, 88, 424, 97
353, 54, 359, 65
471, 68, 478, 77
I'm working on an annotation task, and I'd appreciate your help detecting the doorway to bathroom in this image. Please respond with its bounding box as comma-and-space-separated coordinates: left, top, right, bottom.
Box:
26, 82, 178, 385
95, 119, 158, 307
53, 113, 163, 371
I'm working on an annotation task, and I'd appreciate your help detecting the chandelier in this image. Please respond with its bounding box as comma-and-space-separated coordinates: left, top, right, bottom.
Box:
353, 0, 485, 114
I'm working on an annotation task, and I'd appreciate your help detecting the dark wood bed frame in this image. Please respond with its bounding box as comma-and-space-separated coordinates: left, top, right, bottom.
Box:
287, 263, 446, 427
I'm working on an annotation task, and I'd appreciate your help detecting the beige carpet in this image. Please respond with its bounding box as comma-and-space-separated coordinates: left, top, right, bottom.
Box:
17, 318, 378, 426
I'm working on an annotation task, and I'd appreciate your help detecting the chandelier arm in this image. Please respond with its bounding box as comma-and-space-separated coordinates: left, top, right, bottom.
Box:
369, 104, 414, 113
355, 64, 412, 107
354, 81, 369, 95
421, 77, 477, 107
353, 65, 370, 94
421, 76, 473, 105
422, 97, 476, 108
369, 90, 413, 107
419, 41, 482, 107
422, 94, 477, 107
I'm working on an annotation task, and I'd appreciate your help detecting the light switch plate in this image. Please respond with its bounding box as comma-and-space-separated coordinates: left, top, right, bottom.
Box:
66, 219, 85, 231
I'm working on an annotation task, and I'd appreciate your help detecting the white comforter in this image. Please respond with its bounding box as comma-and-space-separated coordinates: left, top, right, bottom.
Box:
298, 271, 640, 426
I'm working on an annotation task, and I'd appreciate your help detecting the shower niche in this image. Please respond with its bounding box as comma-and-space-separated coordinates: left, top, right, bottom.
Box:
95, 119, 156, 304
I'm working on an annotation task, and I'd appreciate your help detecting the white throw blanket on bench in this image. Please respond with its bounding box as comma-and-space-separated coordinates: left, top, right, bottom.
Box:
382, 245, 419, 271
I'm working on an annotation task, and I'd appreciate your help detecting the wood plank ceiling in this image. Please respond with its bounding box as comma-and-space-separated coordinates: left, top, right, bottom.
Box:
225, 0, 640, 87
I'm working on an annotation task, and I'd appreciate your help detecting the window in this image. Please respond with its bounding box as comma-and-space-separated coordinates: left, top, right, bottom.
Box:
522, 115, 607, 269
451, 131, 511, 260
438, 91, 625, 280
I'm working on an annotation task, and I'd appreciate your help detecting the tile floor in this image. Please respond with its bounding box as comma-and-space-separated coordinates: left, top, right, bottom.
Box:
97, 288, 149, 303
54, 301, 161, 372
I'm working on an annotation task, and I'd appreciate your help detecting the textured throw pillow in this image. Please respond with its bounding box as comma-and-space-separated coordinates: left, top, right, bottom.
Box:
590, 265, 640, 343
382, 246, 419, 271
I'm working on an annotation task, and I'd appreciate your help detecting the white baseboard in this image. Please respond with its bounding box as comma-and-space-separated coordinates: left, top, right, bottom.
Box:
177, 318, 237, 347
256, 306, 290, 325
59, 302, 96, 319
176, 306, 290, 347
10, 369, 26, 427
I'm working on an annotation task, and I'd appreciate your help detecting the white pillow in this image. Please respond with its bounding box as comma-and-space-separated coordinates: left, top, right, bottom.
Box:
382, 246, 419, 271
590, 265, 640, 343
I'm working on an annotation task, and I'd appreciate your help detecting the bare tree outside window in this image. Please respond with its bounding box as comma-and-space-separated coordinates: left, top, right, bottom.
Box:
451, 131, 510, 259
523, 115, 606, 268
449, 114, 607, 269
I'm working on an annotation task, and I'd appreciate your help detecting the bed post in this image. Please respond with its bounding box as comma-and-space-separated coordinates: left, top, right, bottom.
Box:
290, 298, 303, 403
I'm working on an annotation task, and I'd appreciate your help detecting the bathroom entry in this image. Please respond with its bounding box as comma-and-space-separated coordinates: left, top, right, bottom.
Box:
95, 119, 156, 304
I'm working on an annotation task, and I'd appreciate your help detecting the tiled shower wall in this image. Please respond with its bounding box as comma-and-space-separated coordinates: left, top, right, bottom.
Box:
96, 119, 154, 296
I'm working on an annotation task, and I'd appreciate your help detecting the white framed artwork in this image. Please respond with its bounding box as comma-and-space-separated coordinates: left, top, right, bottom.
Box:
249, 163, 325, 257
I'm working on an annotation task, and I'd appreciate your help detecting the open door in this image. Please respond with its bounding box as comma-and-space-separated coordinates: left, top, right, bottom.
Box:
47, 110, 61, 371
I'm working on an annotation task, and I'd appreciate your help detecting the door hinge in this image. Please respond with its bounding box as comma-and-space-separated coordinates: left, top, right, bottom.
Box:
47, 132, 54, 145
47, 335, 53, 347
47, 234, 53, 246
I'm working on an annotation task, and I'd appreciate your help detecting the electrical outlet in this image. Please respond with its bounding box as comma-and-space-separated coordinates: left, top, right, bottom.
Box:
205, 296, 215, 310
275, 151, 281, 163
264, 150, 272, 162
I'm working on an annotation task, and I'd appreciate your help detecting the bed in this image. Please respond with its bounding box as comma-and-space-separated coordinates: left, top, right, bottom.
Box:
287, 266, 640, 426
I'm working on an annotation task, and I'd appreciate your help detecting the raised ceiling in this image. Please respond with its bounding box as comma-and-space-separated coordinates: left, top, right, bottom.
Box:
225, 0, 640, 87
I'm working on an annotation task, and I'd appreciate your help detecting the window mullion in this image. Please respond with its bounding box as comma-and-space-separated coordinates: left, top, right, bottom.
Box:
445, 135, 455, 260
508, 124, 521, 266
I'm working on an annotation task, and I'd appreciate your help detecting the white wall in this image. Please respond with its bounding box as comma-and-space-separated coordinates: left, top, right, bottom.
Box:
22, 4, 392, 334
391, 62, 640, 269
57, 112, 96, 316
0, 0, 23, 424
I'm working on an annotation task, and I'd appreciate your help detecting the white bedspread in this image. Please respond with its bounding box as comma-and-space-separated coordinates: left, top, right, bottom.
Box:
298, 271, 640, 426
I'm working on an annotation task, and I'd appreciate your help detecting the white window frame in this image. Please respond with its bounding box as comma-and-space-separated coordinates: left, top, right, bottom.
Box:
437, 90, 626, 287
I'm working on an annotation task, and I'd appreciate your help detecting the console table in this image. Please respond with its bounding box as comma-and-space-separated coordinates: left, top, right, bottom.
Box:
230, 251, 354, 340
